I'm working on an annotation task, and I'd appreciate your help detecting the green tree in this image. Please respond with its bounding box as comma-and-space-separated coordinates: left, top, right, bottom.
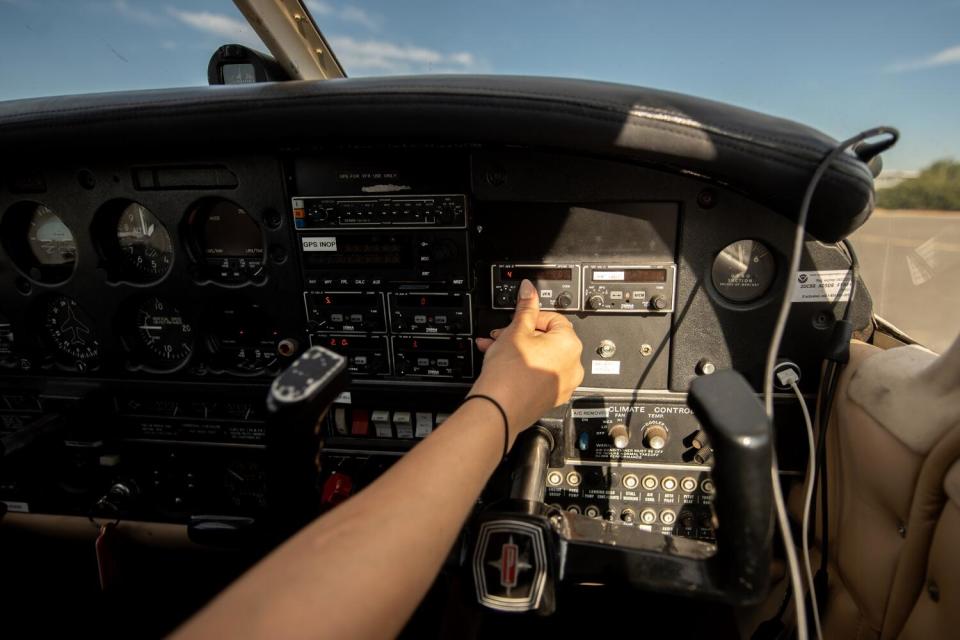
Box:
877, 159, 960, 210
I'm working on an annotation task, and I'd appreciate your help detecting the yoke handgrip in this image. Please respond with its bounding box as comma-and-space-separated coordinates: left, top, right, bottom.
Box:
687, 370, 774, 600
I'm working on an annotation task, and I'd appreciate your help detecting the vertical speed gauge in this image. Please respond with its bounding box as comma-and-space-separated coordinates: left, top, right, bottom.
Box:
131, 297, 194, 368
711, 240, 776, 303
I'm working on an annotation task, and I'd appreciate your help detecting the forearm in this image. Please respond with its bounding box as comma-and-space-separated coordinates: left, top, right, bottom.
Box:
174, 399, 505, 640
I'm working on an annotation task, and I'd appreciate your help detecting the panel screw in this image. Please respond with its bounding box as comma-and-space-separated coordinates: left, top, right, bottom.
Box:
697, 188, 718, 209
928, 580, 940, 602
485, 165, 507, 187
264, 209, 283, 229
77, 169, 96, 190
639, 344, 653, 357
269, 244, 288, 264
897, 522, 906, 538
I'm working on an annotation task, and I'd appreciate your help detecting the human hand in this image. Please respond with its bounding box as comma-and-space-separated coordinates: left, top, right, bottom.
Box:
470, 279, 584, 441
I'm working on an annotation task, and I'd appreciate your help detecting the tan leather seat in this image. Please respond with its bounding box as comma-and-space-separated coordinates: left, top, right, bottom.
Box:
814, 337, 960, 639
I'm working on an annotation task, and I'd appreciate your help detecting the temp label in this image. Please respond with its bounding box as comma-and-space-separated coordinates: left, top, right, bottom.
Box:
591, 360, 621, 375
791, 270, 853, 303
302, 237, 338, 252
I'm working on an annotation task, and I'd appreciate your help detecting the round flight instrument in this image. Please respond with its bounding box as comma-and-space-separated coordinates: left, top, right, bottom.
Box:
28, 205, 77, 266
711, 239, 776, 303
41, 295, 100, 369
185, 199, 264, 284
115, 203, 173, 280
133, 297, 194, 367
204, 302, 278, 374
1, 203, 77, 283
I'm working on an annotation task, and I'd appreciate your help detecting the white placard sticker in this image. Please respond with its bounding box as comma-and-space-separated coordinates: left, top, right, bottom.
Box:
571, 407, 610, 418
594, 271, 625, 281
591, 360, 621, 375
301, 237, 338, 252
2, 501, 29, 513
792, 270, 853, 303
334, 391, 352, 404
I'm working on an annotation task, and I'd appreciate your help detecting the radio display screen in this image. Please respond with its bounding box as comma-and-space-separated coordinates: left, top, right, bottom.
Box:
500, 267, 573, 282
592, 268, 667, 283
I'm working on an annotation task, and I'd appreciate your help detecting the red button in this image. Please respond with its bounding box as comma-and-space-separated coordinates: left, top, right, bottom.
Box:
322, 472, 353, 506
351, 409, 369, 436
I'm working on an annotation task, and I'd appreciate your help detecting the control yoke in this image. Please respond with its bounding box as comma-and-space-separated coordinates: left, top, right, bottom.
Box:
187, 345, 349, 546
467, 370, 774, 613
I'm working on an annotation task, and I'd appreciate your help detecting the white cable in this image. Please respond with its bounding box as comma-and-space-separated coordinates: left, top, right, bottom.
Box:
792, 380, 823, 640
762, 126, 896, 639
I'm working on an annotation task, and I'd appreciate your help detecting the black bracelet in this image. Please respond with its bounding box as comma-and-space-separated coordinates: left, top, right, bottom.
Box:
462, 394, 510, 460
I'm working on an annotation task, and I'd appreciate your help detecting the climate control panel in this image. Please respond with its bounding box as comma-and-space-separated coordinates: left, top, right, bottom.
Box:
553, 396, 715, 541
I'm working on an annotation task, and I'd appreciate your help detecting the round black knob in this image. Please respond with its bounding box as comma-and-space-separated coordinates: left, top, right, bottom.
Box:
650, 295, 667, 310
495, 289, 516, 307
555, 292, 572, 309
430, 240, 458, 263
588, 294, 605, 310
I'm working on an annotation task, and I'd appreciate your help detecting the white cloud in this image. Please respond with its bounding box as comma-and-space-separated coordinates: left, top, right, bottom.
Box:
166, 8, 262, 48
886, 43, 960, 72
113, 0, 164, 25
329, 36, 482, 74
145, 5, 484, 76
306, 1, 381, 31
305, 1, 333, 15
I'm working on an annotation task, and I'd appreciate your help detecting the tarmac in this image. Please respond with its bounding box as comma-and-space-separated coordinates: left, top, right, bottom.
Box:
850, 209, 960, 353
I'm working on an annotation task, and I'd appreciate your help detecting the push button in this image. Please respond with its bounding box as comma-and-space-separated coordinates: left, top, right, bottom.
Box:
393, 411, 413, 438
350, 409, 369, 436
371, 410, 391, 437
333, 407, 348, 435
415, 412, 433, 438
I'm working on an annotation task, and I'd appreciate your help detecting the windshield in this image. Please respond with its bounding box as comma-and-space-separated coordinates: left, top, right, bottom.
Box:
1, 0, 957, 351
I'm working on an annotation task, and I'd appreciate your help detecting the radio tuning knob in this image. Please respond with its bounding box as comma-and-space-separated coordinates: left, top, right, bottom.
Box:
608, 423, 630, 449
430, 240, 458, 263
555, 292, 572, 309
642, 423, 669, 450
588, 294, 605, 310
649, 295, 667, 310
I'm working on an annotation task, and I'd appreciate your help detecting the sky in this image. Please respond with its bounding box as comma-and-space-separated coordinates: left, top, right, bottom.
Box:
1, 0, 958, 171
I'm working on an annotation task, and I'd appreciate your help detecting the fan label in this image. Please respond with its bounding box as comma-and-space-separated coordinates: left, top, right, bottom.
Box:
791, 269, 853, 303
